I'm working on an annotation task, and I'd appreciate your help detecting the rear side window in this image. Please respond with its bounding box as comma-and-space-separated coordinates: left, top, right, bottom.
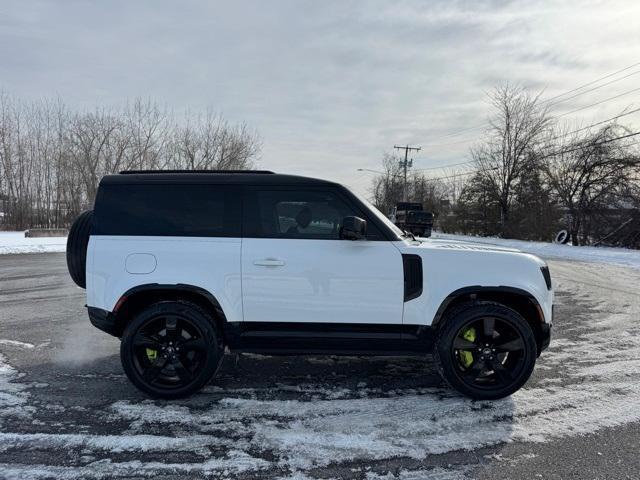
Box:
94, 184, 241, 237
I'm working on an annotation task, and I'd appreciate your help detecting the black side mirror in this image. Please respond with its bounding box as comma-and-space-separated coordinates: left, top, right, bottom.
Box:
340, 216, 367, 240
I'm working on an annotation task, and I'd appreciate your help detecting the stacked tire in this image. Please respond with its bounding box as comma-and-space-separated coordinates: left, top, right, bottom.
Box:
66, 210, 93, 289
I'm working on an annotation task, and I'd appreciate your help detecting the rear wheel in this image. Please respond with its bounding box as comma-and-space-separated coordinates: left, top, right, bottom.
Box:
434, 302, 537, 400
120, 301, 223, 399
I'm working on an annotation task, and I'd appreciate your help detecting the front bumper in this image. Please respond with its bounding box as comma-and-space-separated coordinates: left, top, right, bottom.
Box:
87, 307, 119, 337
540, 322, 551, 353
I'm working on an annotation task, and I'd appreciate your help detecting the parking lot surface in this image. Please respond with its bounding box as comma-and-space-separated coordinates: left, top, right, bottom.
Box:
1, 253, 639, 479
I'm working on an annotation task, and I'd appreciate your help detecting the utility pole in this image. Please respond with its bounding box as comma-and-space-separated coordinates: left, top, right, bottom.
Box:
394, 145, 421, 201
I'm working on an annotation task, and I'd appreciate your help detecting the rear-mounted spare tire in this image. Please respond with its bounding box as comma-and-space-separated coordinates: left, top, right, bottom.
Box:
66, 210, 93, 289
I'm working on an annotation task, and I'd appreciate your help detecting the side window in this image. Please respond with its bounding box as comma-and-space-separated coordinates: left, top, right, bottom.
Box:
245, 189, 382, 240
94, 184, 241, 237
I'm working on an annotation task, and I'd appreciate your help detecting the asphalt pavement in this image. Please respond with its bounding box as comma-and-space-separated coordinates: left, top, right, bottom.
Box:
0, 253, 639, 479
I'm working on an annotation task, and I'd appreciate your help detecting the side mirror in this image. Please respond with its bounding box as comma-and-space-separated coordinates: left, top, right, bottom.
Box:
340, 216, 367, 240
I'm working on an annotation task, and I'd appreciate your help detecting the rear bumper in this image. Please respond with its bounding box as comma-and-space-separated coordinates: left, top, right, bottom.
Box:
87, 307, 119, 337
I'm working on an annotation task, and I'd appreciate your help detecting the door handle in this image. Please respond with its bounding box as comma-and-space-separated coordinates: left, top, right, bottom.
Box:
253, 258, 285, 267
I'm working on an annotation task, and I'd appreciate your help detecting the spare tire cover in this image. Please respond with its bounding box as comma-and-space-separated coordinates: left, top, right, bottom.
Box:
66, 210, 93, 288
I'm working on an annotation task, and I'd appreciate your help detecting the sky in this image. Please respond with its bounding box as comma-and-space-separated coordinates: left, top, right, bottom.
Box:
1, 0, 639, 195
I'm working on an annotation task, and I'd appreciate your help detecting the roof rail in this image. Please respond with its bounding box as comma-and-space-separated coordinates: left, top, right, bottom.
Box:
119, 169, 275, 175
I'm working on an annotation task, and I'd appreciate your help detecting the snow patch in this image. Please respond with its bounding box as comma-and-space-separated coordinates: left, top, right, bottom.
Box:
0, 352, 32, 423
366, 467, 470, 480
0, 232, 66, 255
0, 451, 269, 479
0, 431, 228, 455
0, 339, 35, 349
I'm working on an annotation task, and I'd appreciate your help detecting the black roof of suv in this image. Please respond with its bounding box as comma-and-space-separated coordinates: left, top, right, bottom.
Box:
94, 169, 400, 241
102, 170, 337, 186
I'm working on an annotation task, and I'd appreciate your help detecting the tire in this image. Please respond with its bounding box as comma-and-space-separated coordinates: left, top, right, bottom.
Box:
66, 210, 93, 288
434, 301, 537, 400
554, 230, 569, 244
120, 301, 223, 399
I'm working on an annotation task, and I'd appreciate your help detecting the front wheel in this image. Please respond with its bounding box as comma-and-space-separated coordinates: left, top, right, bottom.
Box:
120, 301, 223, 399
434, 302, 537, 400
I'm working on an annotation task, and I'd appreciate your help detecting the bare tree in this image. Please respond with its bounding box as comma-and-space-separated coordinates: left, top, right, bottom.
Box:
67, 108, 122, 204
472, 84, 552, 236
171, 110, 261, 171
542, 124, 640, 245
370, 154, 404, 214
124, 98, 169, 171
369, 153, 449, 221
0, 94, 262, 230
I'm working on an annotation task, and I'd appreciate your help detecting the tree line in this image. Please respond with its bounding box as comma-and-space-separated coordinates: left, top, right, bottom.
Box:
371, 85, 640, 247
0, 94, 261, 230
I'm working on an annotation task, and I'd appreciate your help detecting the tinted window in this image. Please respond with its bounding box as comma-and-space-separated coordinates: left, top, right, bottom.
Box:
245, 188, 382, 240
94, 184, 240, 237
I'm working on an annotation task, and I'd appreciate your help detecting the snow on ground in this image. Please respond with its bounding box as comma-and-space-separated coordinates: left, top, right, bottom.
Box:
0, 352, 32, 424
0, 232, 66, 255
0, 452, 271, 480
431, 232, 640, 271
0, 340, 35, 349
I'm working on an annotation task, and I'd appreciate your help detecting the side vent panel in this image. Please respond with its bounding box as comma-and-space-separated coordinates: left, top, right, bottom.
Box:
402, 254, 423, 302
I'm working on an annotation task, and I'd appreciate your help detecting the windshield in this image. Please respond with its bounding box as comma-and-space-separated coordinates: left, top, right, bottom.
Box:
350, 189, 405, 239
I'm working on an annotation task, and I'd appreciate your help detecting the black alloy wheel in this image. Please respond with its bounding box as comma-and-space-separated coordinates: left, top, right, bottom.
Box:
435, 301, 537, 400
121, 301, 222, 398
451, 316, 527, 388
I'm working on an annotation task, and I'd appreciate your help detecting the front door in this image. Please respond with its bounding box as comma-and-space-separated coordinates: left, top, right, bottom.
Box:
239, 187, 404, 352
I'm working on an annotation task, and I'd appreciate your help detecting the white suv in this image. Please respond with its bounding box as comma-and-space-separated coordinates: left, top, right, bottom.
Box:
66, 170, 552, 400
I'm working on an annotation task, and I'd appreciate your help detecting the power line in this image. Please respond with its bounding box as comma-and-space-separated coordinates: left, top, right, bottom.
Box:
422, 61, 640, 143
424, 170, 477, 181
358, 132, 639, 191
541, 61, 640, 104
413, 160, 475, 171
539, 130, 640, 160
421, 131, 640, 182
554, 86, 640, 119
413, 110, 640, 173
544, 69, 640, 109
421, 136, 484, 149
548, 106, 640, 141
419, 89, 640, 154
381, 65, 640, 181
417, 108, 640, 153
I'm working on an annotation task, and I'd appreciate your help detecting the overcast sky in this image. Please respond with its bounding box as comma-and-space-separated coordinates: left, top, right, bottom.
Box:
2, 0, 639, 194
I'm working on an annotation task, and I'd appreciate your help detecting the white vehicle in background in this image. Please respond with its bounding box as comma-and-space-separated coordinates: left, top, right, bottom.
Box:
66, 170, 552, 400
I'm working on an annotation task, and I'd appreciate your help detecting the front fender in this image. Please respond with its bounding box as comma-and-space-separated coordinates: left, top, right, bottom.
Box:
399, 245, 553, 326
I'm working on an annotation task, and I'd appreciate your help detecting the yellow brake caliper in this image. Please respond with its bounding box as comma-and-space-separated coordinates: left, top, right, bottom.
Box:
458, 327, 476, 368
146, 348, 158, 361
